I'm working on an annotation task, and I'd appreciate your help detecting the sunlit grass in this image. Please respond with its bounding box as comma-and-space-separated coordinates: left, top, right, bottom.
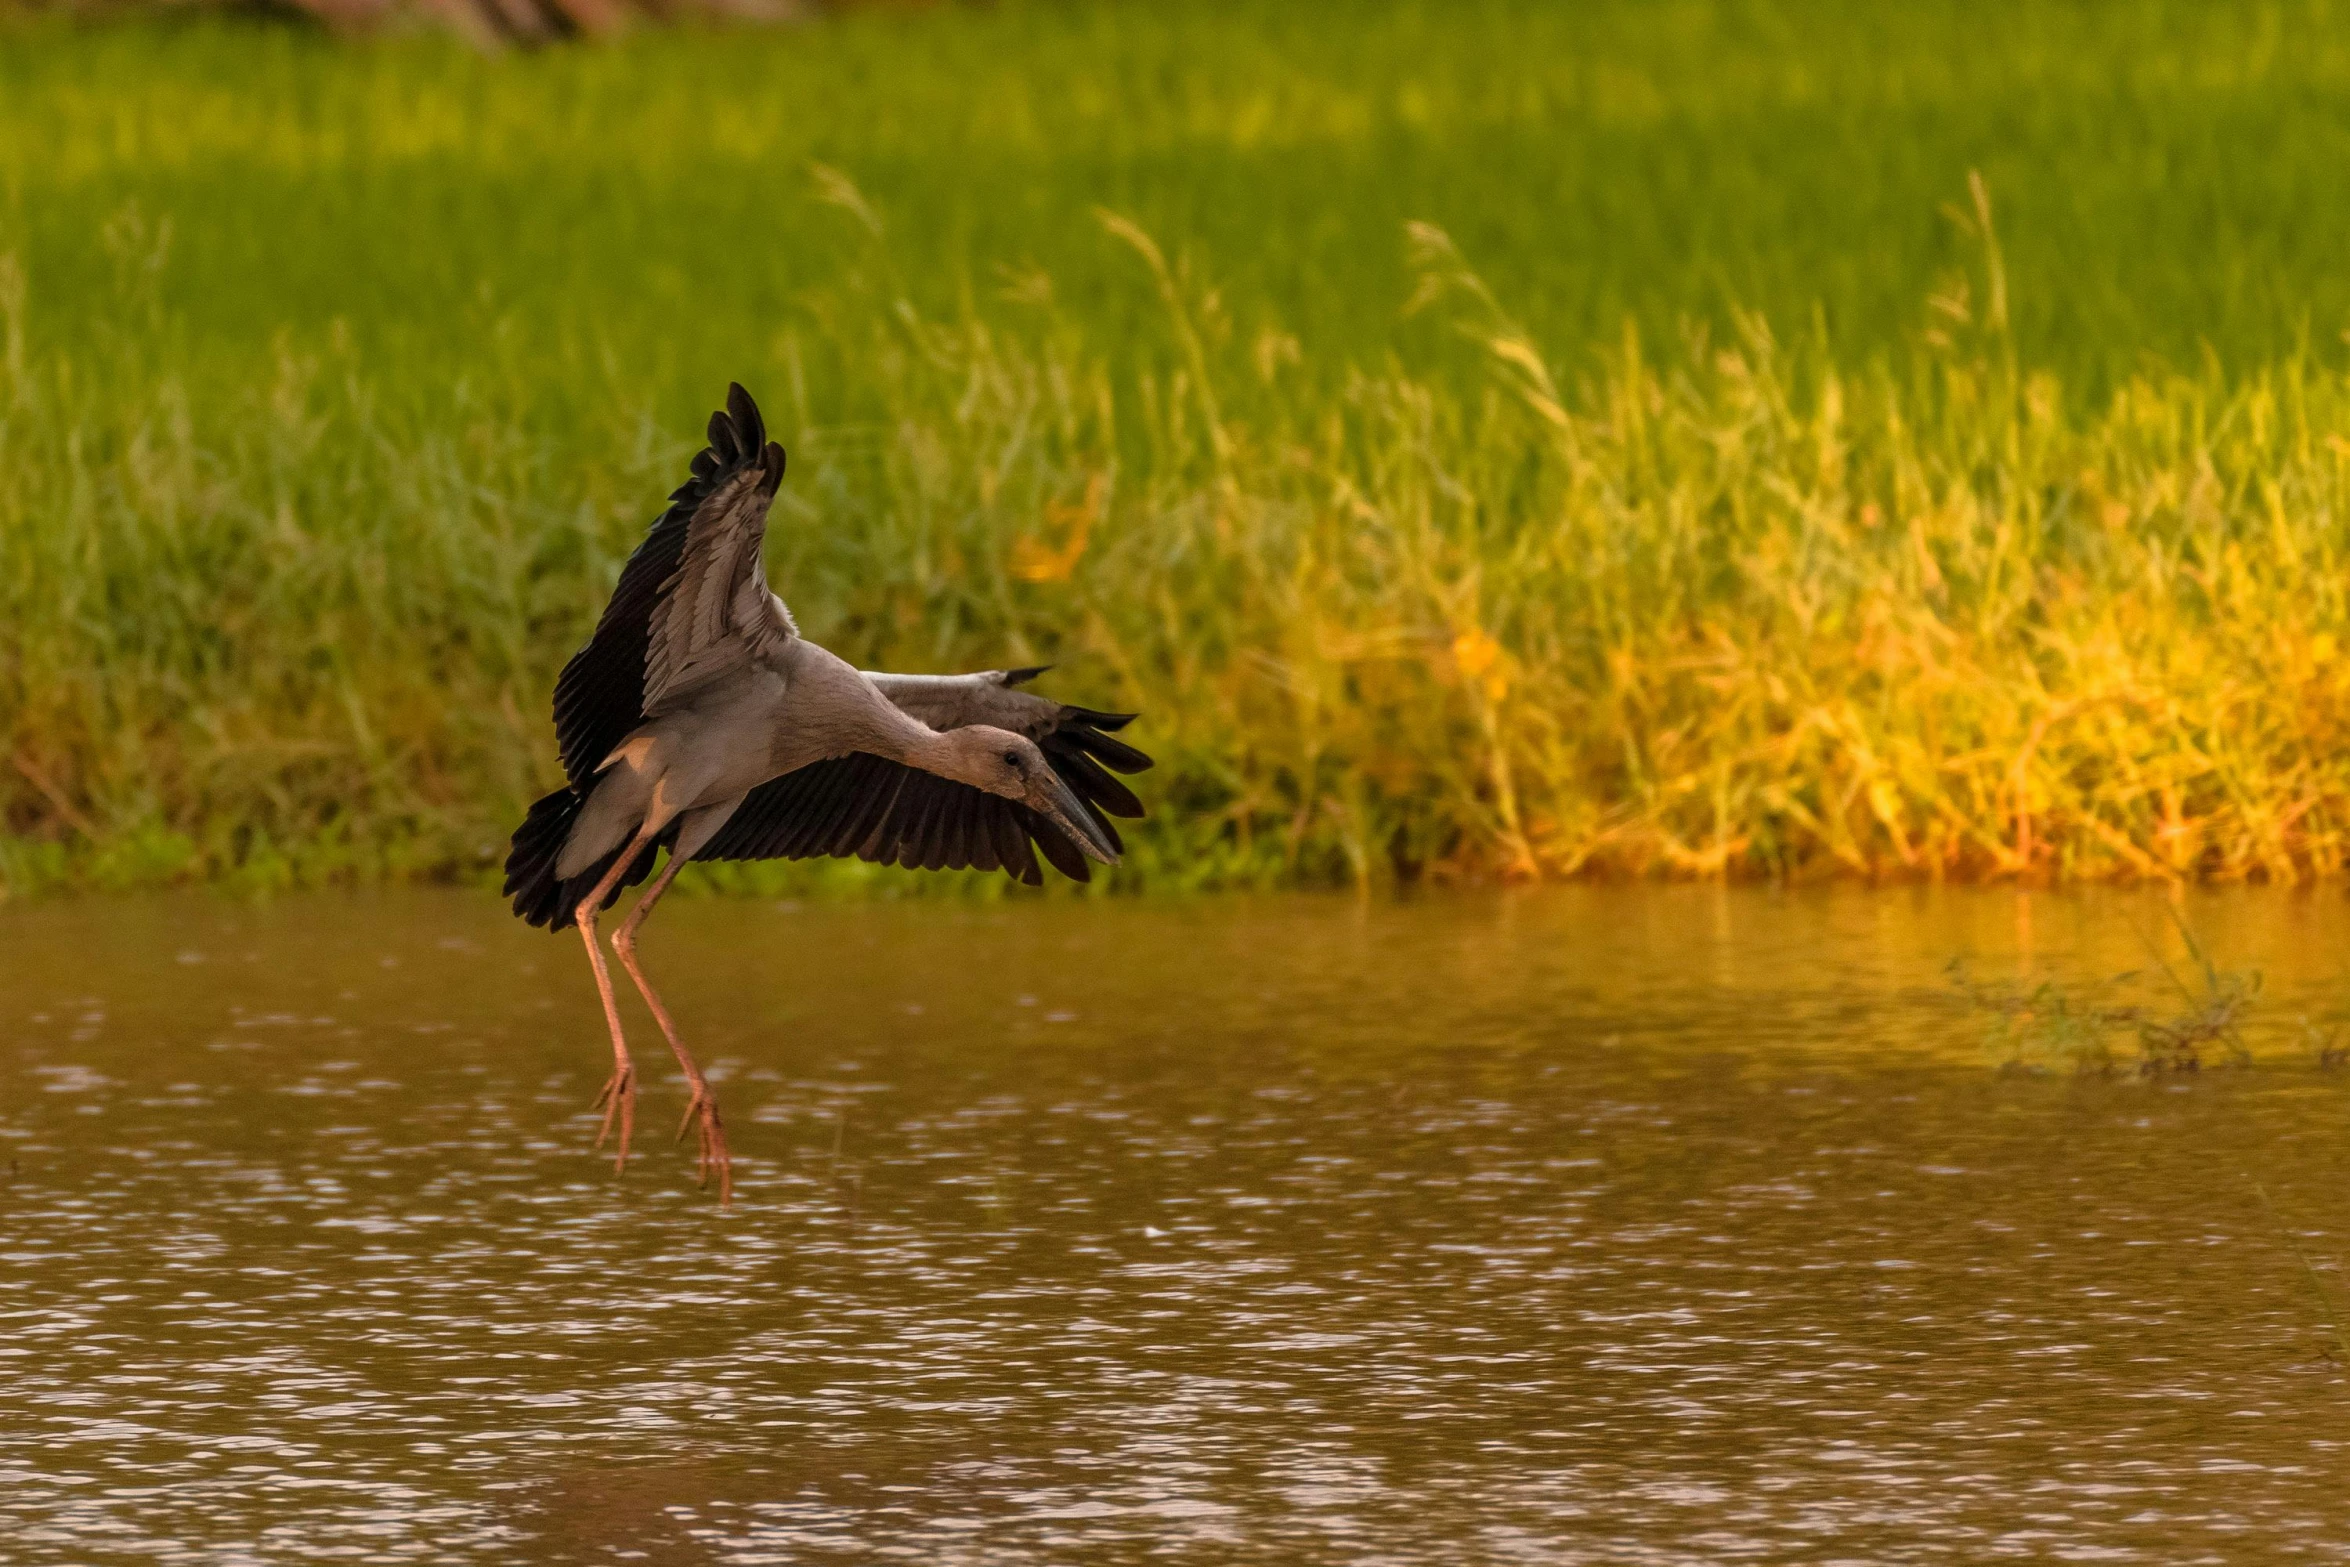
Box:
7, 1, 2350, 893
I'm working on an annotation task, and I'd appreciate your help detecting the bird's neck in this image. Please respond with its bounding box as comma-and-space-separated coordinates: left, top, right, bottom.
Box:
864, 684, 967, 780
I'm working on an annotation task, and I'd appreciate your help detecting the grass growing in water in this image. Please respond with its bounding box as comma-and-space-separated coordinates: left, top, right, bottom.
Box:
1950, 910, 2262, 1075
2253, 1182, 2350, 1368
8, 1, 2350, 893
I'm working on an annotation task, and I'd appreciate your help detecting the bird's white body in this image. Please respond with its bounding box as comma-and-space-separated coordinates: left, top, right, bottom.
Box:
558, 639, 921, 880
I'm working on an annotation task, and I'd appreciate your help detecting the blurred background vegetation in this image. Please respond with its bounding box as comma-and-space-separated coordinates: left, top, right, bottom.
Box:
5, 0, 2350, 896
9, 0, 815, 47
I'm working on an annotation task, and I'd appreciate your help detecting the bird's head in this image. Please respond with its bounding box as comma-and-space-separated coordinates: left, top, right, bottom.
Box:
935, 726, 1121, 866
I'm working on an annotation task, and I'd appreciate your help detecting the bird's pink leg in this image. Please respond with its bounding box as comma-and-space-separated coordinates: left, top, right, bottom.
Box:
575, 825, 658, 1176
612, 850, 732, 1206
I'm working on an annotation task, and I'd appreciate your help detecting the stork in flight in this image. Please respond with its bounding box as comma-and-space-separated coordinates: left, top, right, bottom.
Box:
502, 385, 1150, 1204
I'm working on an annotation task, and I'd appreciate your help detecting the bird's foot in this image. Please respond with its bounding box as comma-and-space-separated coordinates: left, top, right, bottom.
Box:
675, 1084, 733, 1206
593, 1061, 638, 1173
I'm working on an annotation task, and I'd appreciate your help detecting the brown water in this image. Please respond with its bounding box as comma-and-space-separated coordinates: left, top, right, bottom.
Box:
4, 886, 2349, 1563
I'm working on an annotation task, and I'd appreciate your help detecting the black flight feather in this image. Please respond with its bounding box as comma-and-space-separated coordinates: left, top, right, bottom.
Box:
547, 384, 783, 790
684, 685, 1152, 888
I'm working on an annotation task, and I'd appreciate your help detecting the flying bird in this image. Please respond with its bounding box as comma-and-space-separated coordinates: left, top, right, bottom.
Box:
502, 385, 1150, 1204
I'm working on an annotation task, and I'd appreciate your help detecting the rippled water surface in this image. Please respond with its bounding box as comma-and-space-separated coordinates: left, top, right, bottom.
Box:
6, 887, 2350, 1562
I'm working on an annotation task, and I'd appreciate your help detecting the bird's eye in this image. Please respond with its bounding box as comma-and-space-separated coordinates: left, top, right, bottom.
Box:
1002, 750, 1022, 768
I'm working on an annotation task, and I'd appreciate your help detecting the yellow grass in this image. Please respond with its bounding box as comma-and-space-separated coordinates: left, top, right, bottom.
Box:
9, 177, 2350, 894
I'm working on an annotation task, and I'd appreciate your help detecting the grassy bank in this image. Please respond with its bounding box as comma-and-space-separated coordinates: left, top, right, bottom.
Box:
7, 0, 2350, 893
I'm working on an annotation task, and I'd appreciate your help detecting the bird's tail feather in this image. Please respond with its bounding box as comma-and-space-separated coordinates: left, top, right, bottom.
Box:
503, 786, 663, 932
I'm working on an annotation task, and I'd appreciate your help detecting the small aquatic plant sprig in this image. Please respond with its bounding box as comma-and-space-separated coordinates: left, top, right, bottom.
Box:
2129, 913, 2259, 1073
1950, 912, 2261, 1075
1947, 960, 2146, 1076
2252, 1181, 2350, 1368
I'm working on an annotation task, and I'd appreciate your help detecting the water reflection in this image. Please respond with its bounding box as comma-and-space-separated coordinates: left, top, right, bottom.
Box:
4, 887, 2349, 1562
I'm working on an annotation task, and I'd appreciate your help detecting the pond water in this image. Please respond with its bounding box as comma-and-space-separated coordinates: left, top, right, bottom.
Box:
4, 886, 2349, 1563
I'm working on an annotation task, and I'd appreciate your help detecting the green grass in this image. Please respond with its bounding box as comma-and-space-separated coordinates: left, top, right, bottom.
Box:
9, 0, 2350, 894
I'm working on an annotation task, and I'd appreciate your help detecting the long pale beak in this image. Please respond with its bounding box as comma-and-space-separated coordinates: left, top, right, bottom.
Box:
1028, 771, 1122, 866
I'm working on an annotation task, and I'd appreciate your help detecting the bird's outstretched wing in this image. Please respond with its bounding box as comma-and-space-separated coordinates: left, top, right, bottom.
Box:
693, 668, 1151, 885
549, 384, 790, 789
